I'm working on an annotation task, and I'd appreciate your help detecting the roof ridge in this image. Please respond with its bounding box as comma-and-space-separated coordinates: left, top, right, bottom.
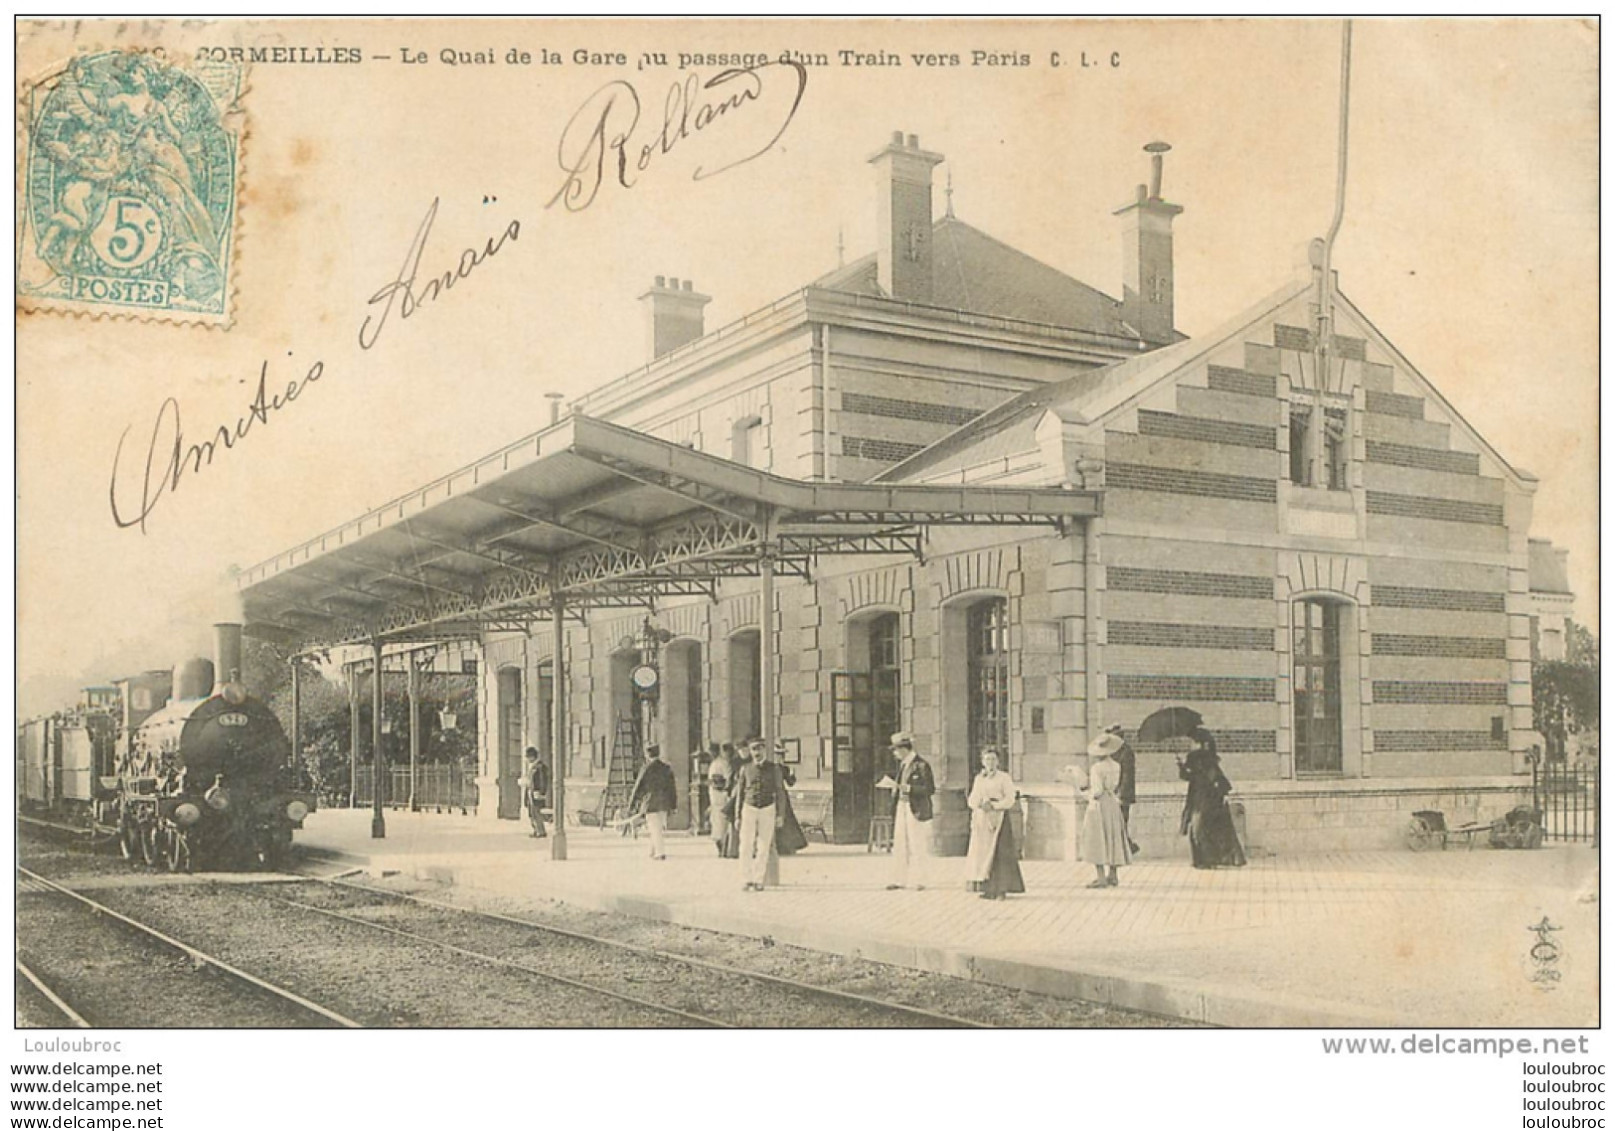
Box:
933, 215, 1124, 309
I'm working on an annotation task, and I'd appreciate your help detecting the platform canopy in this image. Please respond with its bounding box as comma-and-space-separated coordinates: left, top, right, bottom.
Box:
237, 414, 1102, 650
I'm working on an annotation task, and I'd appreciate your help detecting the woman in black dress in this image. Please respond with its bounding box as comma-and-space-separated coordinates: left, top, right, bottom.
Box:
1178, 728, 1247, 869
772, 743, 809, 855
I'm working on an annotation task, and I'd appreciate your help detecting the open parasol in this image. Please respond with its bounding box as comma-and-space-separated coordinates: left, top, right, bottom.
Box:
1136, 706, 1205, 743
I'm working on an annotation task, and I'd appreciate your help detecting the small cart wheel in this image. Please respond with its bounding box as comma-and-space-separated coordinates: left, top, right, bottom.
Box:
1405, 816, 1436, 852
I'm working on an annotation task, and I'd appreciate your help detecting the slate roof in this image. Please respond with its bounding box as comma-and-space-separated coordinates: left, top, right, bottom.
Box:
814, 215, 1138, 340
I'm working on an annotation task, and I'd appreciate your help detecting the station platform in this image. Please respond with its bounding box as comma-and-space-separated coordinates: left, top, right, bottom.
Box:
295, 808, 1598, 1028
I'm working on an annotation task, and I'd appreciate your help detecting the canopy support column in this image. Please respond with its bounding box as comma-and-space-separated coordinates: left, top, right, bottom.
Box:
348, 663, 360, 809
760, 548, 776, 758
371, 639, 386, 839
407, 657, 420, 812
551, 590, 569, 861
760, 537, 778, 887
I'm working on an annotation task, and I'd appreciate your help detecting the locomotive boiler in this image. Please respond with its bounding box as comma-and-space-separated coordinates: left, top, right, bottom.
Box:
117, 666, 315, 872
21, 623, 317, 872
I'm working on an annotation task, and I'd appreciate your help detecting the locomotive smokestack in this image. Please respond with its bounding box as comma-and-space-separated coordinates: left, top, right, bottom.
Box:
214, 623, 243, 687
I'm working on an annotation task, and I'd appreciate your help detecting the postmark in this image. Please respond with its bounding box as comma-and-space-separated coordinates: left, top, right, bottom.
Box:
17, 50, 244, 325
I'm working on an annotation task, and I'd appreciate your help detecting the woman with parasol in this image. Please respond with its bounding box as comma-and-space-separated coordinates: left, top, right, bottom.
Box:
1177, 727, 1247, 869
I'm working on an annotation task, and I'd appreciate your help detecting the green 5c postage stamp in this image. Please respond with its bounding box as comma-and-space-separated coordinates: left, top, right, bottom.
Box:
17, 51, 244, 325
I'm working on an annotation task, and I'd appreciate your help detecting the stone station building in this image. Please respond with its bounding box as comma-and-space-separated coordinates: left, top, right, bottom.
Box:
241, 131, 1554, 859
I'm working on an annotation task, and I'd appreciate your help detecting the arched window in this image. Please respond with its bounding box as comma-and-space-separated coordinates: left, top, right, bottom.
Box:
967, 599, 1010, 777
869, 613, 902, 778
1293, 598, 1344, 774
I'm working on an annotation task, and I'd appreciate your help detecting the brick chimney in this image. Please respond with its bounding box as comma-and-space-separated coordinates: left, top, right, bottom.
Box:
1113, 141, 1183, 345
869, 131, 944, 304
639, 276, 711, 360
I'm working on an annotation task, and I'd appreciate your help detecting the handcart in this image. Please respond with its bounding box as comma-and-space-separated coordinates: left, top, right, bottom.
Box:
1404, 809, 1492, 851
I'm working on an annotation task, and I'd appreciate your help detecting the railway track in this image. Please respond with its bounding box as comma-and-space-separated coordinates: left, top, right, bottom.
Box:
17, 863, 985, 1027
278, 876, 988, 1028
17, 825, 1188, 1028
16, 867, 360, 1029
16, 960, 90, 1028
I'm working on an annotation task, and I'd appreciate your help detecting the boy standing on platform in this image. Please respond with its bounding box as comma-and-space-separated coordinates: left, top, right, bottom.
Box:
733, 738, 787, 891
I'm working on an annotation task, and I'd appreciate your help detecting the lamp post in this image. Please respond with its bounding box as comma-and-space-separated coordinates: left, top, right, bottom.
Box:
550, 590, 568, 861
407, 656, 420, 813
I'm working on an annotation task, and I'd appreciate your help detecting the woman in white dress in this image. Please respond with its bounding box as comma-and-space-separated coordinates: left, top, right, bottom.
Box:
965, 749, 1024, 900
1081, 733, 1133, 888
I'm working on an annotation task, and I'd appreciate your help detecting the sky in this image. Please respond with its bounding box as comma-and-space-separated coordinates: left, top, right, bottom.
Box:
15, 18, 1599, 717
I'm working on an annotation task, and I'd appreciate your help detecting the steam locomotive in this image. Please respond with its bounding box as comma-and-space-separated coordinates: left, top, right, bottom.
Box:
18, 628, 315, 872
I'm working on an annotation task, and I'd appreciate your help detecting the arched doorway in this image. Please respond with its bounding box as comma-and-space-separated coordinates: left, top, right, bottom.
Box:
831, 610, 902, 843
496, 666, 523, 819
535, 660, 554, 774
608, 645, 645, 776
940, 594, 1011, 784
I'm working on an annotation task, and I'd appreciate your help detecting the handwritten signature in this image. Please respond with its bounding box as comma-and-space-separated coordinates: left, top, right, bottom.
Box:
359, 197, 521, 351
108, 61, 808, 532
109, 357, 325, 533
549, 61, 808, 212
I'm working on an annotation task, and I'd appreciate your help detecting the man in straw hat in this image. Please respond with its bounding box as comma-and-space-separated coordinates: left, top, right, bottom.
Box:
885, 732, 935, 891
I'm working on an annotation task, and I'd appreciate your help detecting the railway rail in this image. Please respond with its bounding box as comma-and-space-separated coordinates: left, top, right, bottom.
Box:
16, 867, 361, 1029
17, 825, 1185, 1028
16, 960, 90, 1028
284, 876, 989, 1029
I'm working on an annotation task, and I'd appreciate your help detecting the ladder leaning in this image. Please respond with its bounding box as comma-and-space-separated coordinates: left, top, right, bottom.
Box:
597, 712, 643, 833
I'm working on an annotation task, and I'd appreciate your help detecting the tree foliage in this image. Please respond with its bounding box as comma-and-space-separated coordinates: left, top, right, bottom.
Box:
241, 637, 479, 801
1533, 621, 1600, 760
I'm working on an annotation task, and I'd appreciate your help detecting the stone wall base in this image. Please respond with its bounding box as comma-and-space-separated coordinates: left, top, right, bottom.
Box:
1018, 778, 1535, 860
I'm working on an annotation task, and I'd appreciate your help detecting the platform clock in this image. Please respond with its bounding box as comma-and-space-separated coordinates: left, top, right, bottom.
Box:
630, 664, 660, 694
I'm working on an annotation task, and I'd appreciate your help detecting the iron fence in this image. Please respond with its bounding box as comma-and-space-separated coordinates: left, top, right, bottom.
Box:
1532, 758, 1598, 844
352, 765, 479, 814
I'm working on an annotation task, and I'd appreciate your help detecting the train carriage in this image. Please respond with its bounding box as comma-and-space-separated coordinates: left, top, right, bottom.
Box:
20, 635, 316, 872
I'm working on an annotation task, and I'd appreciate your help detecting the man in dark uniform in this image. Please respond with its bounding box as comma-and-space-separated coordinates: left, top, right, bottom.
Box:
1108, 724, 1139, 855
628, 744, 678, 860
886, 732, 935, 891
